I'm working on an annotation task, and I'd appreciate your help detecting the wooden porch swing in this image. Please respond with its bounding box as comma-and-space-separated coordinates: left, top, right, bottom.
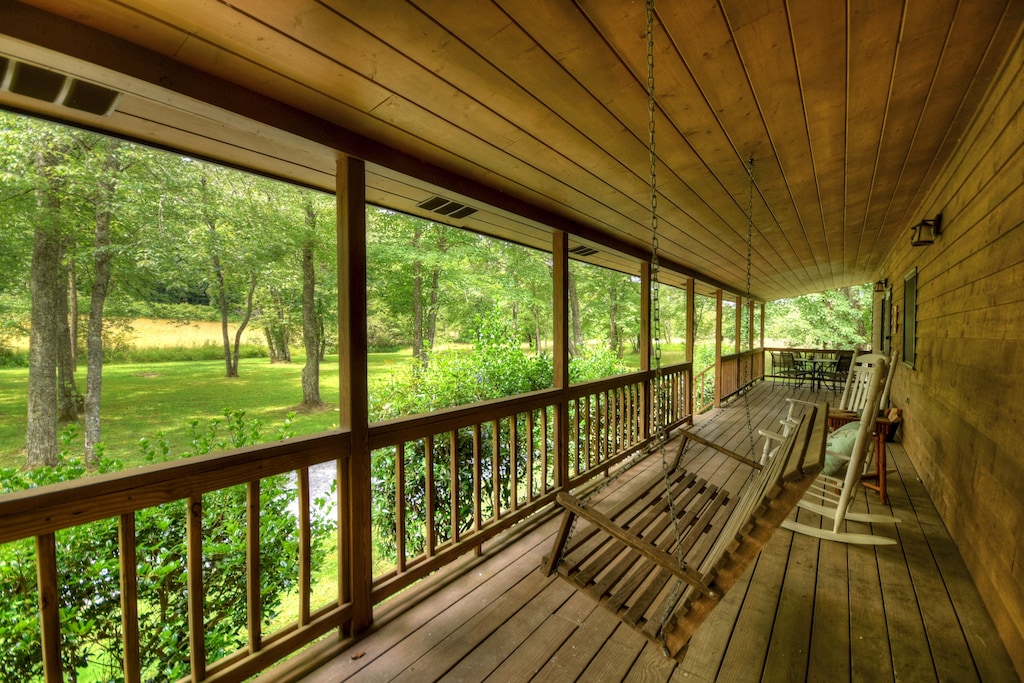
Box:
541, 0, 828, 659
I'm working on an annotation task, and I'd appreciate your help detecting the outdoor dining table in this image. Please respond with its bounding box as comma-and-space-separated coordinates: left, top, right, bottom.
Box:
797, 357, 838, 391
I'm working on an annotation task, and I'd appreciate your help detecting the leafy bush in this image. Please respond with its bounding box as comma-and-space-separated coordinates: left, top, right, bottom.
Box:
368, 316, 633, 569
0, 412, 335, 682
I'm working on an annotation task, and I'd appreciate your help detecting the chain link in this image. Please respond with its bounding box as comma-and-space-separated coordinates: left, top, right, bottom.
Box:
742, 155, 757, 461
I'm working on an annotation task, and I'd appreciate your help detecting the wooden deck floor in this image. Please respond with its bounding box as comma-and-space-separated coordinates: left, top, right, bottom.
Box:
272, 382, 1018, 682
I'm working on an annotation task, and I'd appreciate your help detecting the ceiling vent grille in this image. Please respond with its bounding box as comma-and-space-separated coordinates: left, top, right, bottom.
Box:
416, 196, 478, 220
0, 58, 121, 116
569, 245, 599, 257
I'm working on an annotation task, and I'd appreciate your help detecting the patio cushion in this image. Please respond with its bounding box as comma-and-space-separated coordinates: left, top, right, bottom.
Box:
823, 421, 860, 476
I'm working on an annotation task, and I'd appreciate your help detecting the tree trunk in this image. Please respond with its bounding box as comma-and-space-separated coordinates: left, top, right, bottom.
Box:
230, 274, 257, 376
26, 150, 63, 468
300, 198, 323, 408
262, 290, 291, 363
56, 245, 79, 423
84, 149, 118, 463
206, 218, 237, 377
411, 222, 426, 364
608, 285, 621, 358
68, 258, 78, 369
569, 276, 582, 357
425, 264, 441, 353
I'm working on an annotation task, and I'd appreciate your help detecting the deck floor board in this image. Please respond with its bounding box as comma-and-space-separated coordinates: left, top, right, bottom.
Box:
284, 382, 1018, 683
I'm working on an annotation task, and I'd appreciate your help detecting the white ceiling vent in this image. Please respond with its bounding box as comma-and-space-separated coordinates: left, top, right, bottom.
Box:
0, 57, 121, 116
569, 245, 599, 257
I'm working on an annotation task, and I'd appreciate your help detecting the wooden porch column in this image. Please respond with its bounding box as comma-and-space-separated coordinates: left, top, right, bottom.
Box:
685, 278, 695, 418
759, 302, 765, 348
759, 302, 766, 380
552, 231, 570, 488
714, 289, 723, 408
337, 155, 371, 633
640, 261, 651, 440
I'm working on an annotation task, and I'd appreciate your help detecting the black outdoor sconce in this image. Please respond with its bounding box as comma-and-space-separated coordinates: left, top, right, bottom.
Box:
910, 214, 942, 246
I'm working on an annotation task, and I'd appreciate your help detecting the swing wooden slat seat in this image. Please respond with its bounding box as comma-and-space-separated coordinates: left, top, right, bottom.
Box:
542, 402, 828, 660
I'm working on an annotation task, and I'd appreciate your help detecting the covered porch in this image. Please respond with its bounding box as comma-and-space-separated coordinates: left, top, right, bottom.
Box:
279, 381, 1015, 682
1, 1, 1023, 680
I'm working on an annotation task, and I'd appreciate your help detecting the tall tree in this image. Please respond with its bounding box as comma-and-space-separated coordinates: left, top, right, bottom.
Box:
82, 139, 125, 462
25, 141, 66, 467
299, 192, 324, 408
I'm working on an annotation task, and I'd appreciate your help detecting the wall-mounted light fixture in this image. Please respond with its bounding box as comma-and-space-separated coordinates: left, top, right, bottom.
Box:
873, 278, 888, 293
910, 214, 942, 246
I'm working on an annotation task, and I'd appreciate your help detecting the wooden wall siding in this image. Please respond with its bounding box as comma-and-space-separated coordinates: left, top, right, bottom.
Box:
880, 26, 1024, 678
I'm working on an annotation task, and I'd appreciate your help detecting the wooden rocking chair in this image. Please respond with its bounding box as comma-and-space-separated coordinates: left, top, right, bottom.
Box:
542, 403, 827, 660
781, 355, 901, 545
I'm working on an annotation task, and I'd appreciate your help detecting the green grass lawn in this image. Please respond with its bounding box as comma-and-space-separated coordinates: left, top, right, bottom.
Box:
0, 351, 416, 470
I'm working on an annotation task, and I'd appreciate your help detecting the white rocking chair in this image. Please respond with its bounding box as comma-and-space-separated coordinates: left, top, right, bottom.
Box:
779, 354, 901, 545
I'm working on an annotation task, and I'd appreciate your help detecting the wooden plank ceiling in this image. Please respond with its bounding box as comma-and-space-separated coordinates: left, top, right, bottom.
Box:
1, 0, 1021, 300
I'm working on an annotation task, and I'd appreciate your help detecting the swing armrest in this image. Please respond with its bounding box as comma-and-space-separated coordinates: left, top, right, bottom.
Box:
553, 492, 716, 597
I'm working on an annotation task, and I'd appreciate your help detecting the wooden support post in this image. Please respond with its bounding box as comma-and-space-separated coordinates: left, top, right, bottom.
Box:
553, 231, 570, 489
337, 155, 371, 633
640, 261, 652, 439
715, 289, 723, 408
685, 278, 695, 418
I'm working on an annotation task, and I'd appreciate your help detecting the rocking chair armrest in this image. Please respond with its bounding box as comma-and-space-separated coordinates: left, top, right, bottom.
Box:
824, 448, 852, 462
554, 492, 716, 597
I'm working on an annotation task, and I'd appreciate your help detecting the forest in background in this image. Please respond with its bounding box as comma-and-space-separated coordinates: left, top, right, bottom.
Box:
0, 110, 871, 472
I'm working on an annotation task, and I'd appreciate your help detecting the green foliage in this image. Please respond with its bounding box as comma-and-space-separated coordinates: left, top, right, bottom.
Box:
568, 345, 630, 382
766, 285, 872, 348
367, 315, 626, 570
369, 315, 552, 420
0, 412, 334, 681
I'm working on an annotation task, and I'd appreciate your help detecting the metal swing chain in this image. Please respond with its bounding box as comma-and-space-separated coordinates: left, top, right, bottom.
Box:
643, 0, 691, 651
741, 155, 758, 464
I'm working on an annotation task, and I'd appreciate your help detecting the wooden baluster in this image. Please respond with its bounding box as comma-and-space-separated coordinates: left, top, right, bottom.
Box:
396, 443, 406, 572
187, 495, 206, 681
491, 420, 501, 520
297, 467, 311, 624
472, 424, 483, 537
425, 435, 435, 556
449, 430, 459, 545
509, 417, 519, 510
119, 514, 142, 683
526, 410, 535, 501
246, 480, 262, 653
36, 532, 62, 682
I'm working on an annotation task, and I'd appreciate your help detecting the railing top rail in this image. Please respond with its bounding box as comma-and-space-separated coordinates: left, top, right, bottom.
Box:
0, 431, 347, 545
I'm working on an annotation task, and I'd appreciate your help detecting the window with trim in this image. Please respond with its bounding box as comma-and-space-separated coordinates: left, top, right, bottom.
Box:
903, 268, 918, 368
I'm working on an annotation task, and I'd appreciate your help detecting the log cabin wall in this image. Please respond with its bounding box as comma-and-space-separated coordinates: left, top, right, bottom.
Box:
880, 27, 1024, 677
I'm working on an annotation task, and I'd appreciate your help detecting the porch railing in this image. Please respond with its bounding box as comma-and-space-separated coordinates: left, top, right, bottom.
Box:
0, 362, 692, 683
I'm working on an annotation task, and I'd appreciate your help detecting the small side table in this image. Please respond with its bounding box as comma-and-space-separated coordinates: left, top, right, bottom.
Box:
827, 413, 894, 504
